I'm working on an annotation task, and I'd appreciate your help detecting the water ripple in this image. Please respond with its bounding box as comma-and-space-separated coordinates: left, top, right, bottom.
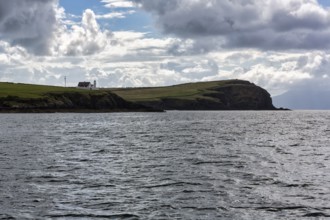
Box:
0, 111, 330, 219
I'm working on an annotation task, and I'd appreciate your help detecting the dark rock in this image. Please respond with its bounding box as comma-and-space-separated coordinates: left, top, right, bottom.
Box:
137, 81, 277, 110
0, 91, 161, 113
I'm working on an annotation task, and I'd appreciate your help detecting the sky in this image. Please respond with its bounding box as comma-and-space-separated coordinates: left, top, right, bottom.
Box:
1, 0, 330, 98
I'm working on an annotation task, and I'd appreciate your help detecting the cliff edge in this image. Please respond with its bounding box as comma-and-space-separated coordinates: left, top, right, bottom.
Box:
111, 80, 276, 110
0, 90, 158, 113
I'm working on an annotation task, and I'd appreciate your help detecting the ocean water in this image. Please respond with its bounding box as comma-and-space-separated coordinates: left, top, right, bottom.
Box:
0, 111, 329, 219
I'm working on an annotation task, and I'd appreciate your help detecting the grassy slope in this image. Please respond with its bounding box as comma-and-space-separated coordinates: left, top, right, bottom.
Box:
0, 80, 250, 101
0, 82, 101, 99
0, 80, 273, 111
0, 82, 159, 112
109, 80, 234, 102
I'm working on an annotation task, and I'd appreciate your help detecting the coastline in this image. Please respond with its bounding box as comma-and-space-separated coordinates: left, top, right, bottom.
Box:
0, 80, 284, 112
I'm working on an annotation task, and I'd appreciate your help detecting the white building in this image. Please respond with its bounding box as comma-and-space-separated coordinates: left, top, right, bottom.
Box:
77, 80, 97, 90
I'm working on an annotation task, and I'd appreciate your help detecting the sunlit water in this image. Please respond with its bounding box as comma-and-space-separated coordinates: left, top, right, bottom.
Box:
0, 111, 329, 219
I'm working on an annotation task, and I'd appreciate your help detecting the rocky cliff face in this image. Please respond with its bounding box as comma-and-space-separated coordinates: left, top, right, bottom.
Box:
0, 91, 159, 112
137, 81, 276, 110
0, 80, 277, 112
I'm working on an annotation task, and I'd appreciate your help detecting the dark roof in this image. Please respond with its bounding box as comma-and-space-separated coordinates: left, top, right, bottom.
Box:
78, 82, 91, 87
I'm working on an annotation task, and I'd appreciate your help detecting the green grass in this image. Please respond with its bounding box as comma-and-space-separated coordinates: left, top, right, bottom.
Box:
109, 80, 236, 102
0, 82, 101, 99
0, 79, 246, 101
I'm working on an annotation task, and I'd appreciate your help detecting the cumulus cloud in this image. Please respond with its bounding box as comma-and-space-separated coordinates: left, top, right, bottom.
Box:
96, 10, 135, 20
161, 59, 219, 80
55, 9, 113, 56
131, 0, 330, 51
0, 0, 116, 56
101, 0, 135, 8
0, 0, 58, 55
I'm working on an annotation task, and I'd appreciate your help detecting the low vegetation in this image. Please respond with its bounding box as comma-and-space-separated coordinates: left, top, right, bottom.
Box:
108, 80, 230, 102
0, 82, 157, 112
0, 80, 276, 112
0, 82, 94, 99
109, 80, 276, 110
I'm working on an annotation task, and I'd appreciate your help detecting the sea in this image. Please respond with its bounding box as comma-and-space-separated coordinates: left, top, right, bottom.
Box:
0, 111, 329, 220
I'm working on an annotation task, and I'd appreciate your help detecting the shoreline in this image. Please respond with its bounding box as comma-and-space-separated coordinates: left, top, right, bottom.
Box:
0, 80, 286, 112
0, 108, 290, 113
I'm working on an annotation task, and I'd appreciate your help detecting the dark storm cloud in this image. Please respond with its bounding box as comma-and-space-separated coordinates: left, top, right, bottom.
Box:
133, 0, 261, 36
226, 29, 330, 50
131, 0, 330, 51
0, 0, 58, 55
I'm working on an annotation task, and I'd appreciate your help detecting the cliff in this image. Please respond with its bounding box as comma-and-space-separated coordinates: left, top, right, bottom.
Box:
111, 80, 276, 110
0, 80, 277, 112
0, 90, 158, 113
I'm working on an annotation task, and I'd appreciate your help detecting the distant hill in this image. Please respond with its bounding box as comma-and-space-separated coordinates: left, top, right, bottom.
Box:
110, 80, 277, 110
0, 80, 278, 112
273, 89, 330, 110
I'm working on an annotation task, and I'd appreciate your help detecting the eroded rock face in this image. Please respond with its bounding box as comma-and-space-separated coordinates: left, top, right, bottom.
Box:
137, 81, 276, 110
0, 91, 159, 112
208, 83, 275, 110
